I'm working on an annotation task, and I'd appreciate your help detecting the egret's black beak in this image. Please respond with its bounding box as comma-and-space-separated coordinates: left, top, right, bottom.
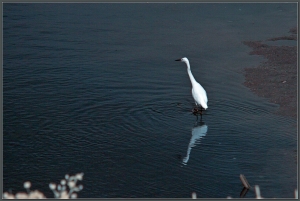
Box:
175, 59, 181, 61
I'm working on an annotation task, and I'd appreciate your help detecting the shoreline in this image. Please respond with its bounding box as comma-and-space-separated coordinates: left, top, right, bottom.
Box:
242, 27, 297, 119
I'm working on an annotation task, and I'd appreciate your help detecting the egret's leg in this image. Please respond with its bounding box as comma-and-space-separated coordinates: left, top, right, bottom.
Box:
194, 102, 199, 112
192, 103, 197, 113
193, 107, 198, 116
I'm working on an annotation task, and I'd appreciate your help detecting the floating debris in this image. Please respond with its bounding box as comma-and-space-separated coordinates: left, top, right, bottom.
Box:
240, 174, 251, 189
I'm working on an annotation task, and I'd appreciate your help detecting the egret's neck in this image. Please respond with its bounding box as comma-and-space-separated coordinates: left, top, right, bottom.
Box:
185, 61, 197, 86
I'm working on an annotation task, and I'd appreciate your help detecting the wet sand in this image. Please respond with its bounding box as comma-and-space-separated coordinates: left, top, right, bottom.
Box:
243, 27, 297, 119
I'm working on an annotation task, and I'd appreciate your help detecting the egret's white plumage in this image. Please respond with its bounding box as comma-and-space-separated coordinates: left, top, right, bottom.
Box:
175, 57, 208, 110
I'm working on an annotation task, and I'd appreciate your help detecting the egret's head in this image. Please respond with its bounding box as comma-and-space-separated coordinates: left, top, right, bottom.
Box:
175, 57, 189, 64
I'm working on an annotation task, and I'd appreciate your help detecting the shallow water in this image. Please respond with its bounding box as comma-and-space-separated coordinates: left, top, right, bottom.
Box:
3, 3, 297, 198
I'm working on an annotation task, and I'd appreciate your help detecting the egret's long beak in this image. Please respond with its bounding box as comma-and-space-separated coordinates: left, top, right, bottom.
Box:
175, 59, 181, 61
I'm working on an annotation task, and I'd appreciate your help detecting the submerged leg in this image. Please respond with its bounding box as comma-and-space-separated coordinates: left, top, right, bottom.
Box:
200, 107, 204, 120
194, 102, 199, 112
192, 103, 198, 114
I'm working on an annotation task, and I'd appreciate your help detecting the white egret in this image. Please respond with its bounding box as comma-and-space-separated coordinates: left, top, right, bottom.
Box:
175, 57, 208, 114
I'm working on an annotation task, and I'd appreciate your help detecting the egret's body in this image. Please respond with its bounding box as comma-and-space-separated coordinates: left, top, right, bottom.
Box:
175, 57, 208, 111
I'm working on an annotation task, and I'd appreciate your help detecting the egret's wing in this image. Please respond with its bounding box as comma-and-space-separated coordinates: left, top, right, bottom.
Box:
192, 83, 208, 108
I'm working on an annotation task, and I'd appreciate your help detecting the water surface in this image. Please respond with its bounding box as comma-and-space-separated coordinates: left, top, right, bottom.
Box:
3, 3, 297, 198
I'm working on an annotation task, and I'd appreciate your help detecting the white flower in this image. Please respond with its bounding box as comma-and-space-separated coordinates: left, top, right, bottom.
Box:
60, 191, 69, 199
49, 183, 56, 190
68, 181, 76, 188
15, 192, 28, 199
3, 192, 15, 199
75, 173, 84, 180
71, 193, 78, 199
61, 179, 66, 186
23, 181, 31, 189
28, 190, 46, 199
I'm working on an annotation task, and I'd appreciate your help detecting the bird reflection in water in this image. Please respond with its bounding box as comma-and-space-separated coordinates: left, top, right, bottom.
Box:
182, 119, 208, 165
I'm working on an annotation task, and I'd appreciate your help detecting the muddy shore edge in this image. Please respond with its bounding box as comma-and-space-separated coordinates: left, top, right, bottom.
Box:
243, 27, 297, 119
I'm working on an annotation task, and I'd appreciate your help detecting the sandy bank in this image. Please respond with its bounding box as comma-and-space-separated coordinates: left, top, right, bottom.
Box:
243, 27, 297, 119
